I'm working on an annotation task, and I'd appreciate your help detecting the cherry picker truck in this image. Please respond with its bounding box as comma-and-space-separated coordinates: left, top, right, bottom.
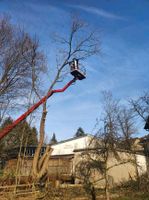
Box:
0, 59, 86, 140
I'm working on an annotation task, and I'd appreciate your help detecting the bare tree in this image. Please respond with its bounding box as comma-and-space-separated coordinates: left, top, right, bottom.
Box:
117, 106, 141, 189
0, 16, 46, 123
129, 92, 149, 187
76, 92, 141, 200
75, 92, 148, 199
94, 92, 120, 200
32, 16, 101, 183
118, 107, 137, 149
75, 92, 121, 200
130, 92, 149, 122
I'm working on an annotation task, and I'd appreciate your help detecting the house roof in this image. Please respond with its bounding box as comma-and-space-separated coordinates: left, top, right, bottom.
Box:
51, 134, 93, 146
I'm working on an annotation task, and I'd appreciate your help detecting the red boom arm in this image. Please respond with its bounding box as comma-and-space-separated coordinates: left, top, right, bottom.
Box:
0, 78, 76, 140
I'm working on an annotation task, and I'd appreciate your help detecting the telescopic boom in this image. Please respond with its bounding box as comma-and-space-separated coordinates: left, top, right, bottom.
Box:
0, 78, 76, 140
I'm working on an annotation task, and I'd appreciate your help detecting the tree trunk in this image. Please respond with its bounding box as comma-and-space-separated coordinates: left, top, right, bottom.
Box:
133, 154, 140, 190
90, 185, 96, 200
105, 174, 110, 200
32, 102, 52, 182
105, 161, 110, 200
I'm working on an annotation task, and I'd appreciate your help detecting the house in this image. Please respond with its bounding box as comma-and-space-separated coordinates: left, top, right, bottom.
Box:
139, 134, 149, 175
73, 148, 147, 186
3, 134, 148, 186
4, 135, 93, 181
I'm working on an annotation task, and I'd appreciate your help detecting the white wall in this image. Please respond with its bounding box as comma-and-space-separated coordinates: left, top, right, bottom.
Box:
136, 154, 147, 175
51, 135, 92, 155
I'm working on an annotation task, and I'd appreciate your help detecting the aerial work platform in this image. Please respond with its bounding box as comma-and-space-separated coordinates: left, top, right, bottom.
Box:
71, 69, 86, 80
69, 58, 86, 80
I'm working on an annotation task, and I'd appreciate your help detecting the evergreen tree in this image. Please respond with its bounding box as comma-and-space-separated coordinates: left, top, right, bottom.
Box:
50, 133, 57, 145
74, 127, 86, 137
0, 117, 38, 154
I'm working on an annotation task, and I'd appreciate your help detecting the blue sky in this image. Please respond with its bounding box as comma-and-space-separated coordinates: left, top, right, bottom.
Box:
0, 0, 148, 141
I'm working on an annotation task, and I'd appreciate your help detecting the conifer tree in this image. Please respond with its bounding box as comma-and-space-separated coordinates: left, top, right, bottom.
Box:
50, 133, 57, 145
74, 127, 86, 137
0, 117, 38, 155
